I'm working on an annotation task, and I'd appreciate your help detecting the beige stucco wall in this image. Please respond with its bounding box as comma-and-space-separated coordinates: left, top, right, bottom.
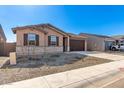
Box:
16, 27, 64, 55
16, 28, 45, 46
86, 36, 105, 51
16, 28, 63, 47
44, 28, 63, 47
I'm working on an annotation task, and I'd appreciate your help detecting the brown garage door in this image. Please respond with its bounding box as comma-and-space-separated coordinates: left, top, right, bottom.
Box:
70, 39, 85, 51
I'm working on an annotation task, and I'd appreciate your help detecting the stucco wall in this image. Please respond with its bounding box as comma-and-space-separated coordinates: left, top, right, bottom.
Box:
0, 42, 16, 56
16, 27, 64, 55
16, 28, 45, 46
4, 43, 16, 56
45, 28, 63, 47
86, 36, 105, 51
0, 42, 5, 56
16, 28, 64, 47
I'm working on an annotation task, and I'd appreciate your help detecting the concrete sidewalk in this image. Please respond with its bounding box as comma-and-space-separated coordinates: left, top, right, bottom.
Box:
1, 60, 124, 88
71, 51, 124, 61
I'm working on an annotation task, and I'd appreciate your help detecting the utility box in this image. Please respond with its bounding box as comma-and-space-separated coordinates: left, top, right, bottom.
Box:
10, 52, 16, 65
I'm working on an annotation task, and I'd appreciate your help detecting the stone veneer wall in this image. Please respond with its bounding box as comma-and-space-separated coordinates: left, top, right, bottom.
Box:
16, 46, 63, 56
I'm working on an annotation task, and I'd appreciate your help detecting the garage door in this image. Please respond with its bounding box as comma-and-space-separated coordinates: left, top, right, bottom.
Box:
70, 39, 85, 51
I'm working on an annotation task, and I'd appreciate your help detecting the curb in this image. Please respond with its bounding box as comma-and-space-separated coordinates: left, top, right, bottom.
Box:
60, 69, 120, 88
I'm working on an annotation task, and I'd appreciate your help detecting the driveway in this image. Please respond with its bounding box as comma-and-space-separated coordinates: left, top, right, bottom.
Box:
71, 51, 124, 61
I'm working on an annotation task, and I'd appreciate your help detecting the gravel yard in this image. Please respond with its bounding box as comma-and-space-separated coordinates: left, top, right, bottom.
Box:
0, 53, 111, 85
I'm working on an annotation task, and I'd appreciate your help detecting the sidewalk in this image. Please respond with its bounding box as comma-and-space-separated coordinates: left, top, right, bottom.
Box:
1, 60, 124, 88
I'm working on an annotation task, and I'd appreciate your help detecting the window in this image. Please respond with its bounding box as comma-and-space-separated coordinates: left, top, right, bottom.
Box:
28, 33, 36, 45
48, 35, 59, 46
24, 33, 39, 46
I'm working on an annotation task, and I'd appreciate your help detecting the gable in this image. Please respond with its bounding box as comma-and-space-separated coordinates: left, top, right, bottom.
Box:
12, 23, 68, 37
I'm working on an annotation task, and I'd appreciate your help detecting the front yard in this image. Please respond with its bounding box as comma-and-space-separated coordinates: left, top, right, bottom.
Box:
0, 53, 112, 85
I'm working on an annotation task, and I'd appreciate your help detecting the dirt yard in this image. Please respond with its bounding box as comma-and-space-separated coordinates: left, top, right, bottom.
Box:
0, 53, 111, 85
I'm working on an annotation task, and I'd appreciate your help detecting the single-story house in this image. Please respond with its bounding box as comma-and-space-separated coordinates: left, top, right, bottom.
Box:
79, 33, 116, 51
0, 24, 16, 56
12, 23, 87, 55
112, 35, 124, 44
0, 24, 6, 56
0, 24, 6, 43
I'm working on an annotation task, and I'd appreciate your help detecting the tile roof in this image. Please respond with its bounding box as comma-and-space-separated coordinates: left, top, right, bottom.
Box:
68, 33, 87, 39
80, 33, 113, 39
12, 23, 68, 36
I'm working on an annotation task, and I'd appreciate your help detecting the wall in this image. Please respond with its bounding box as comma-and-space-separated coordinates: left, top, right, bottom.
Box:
16, 28, 64, 47
16, 46, 63, 56
15, 27, 64, 55
0, 43, 16, 56
16, 28, 45, 46
86, 36, 105, 51
0, 42, 5, 56
4, 43, 16, 56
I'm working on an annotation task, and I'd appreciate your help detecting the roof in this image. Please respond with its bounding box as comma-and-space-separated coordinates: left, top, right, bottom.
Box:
68, 33, 87, 39
0, 24, 6, 41
80, 33, 113, 39
112, 35, 124, 40
12, 23, 68, 36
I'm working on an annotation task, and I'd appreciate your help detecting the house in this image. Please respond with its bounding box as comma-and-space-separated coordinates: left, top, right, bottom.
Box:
80, 33, 115, 51
12, 23, 87, 56
112, 35, 124, 44
0, 24, 6, 43
0, 24, 6, 56
0, 24, 16, 56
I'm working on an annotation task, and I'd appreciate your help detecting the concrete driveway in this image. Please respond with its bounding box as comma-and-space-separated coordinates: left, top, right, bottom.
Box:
71, 51, 124, 61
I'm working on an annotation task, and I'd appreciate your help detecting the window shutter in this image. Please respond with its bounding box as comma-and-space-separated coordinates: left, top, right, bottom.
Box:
36, 35, 39, 46
24, 34, 28, 46
48, 36, 51, 46
57, 37, 59, 46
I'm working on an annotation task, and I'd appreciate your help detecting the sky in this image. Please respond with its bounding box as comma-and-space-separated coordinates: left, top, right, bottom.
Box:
0, 5, 124, 42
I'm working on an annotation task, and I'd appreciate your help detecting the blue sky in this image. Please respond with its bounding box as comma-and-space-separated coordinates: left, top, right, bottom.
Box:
0, 5, 124, 42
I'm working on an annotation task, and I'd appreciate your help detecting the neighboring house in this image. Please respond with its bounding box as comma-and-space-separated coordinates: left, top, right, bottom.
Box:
0, 24, 6, 56
80, 33, 115, 51
12, 23, 87, 55
112, 35, 124, 44
0, 24, 16, 56
0, 24, 6, 43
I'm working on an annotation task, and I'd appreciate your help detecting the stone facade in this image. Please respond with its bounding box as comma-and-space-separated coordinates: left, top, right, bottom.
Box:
16, 46, 63, 56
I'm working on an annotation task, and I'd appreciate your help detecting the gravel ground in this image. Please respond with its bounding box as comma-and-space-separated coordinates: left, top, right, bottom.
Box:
0, 53, 111, 85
